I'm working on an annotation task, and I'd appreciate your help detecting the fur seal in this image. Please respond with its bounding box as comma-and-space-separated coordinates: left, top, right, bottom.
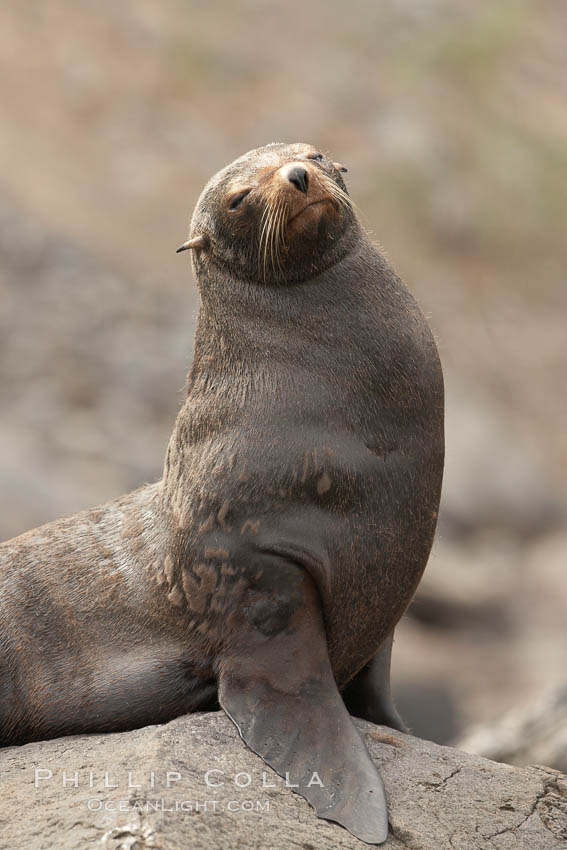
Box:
0, 143, 444, 845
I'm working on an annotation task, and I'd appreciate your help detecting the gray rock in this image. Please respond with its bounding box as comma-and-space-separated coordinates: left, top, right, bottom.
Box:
1, 712, 565, 849
458, 683, 567, 775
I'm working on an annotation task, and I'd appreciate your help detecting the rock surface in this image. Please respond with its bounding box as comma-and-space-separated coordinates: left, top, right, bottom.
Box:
1, 712, 565, 849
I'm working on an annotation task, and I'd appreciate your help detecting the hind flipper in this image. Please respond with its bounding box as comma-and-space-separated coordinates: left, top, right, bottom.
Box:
217, 561, 388, 845
342, 632, 408, 733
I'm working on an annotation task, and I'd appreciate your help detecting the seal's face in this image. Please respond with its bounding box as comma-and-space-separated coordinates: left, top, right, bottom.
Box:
178, 143, 356, 285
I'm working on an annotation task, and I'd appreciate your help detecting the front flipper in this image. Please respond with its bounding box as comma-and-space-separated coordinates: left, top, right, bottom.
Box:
342, 632, 409, 733
217, 561, 388, 845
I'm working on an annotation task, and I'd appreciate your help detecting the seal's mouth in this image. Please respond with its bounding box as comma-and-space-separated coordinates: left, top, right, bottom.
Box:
287, 199, 334, 225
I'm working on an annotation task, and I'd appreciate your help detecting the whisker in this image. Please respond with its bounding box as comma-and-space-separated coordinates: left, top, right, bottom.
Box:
279, 200, 290, 277
270, 199, 282, 280
273, 200, 287, 281
261, 197, 278, 283
319, 173, 356, 213
259, 202, 272, 282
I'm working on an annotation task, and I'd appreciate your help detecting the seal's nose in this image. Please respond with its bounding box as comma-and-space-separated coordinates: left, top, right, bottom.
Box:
286, 165, 309, 194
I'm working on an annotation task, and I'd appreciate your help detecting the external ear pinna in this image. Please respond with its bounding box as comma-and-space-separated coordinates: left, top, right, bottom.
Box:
176, 234, 208, 253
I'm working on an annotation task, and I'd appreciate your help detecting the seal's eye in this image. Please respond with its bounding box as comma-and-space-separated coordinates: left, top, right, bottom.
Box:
309, 153, 324, 162
228, 189, 250, 211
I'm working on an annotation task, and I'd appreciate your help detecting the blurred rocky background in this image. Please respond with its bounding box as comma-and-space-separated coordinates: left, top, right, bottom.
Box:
0, 1, 565, 766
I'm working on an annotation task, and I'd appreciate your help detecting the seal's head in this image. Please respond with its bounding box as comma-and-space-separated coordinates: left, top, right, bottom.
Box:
177, 143, 357, 285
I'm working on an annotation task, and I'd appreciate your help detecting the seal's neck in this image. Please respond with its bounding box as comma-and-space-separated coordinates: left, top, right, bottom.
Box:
194, 228, 375, 347
185, 232, 398, 403
162, 232, 397, 498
